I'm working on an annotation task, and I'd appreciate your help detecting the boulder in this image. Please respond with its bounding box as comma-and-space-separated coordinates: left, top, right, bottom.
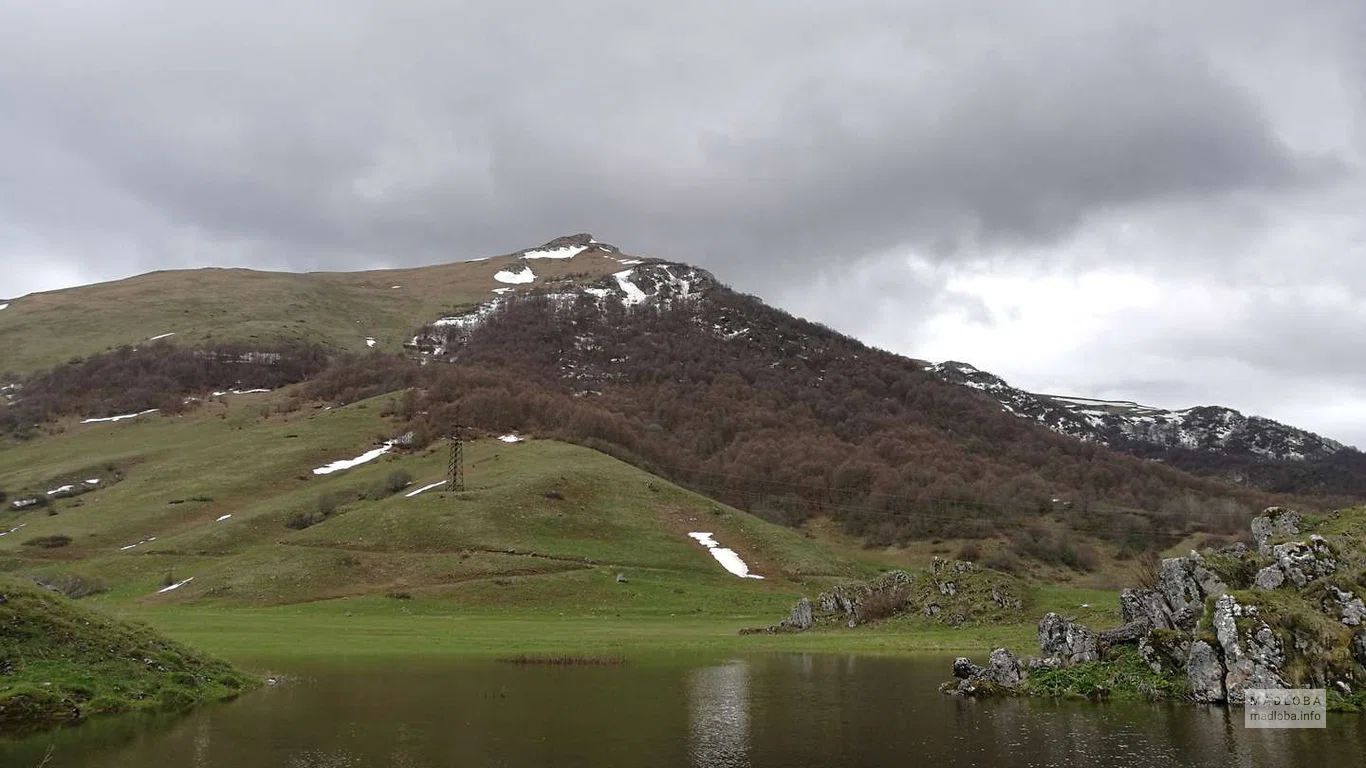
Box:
952, 656, 983, 680
1158, 555, 1227, 619
1213, 594, 1287, 703
986, 648, 1025, 687
1271, 536, 1337, 588
1120, 588, 1177, 630
1186, 640, 1227, 703
1253, 566, 1285, 591
1323, 586, 1366, 627
1038, 613, 1099, 666
781, 597, 814, 631
1252, 507, 1301, 557
1099, 620, 1151, 649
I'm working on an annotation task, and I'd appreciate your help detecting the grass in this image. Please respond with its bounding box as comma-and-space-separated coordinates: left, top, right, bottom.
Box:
0, 579, 253, 734
0, 247, 631, 373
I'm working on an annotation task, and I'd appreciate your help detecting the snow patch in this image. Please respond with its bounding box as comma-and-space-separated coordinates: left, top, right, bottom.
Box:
687, 532, 764, 579
498, 434, 524, 443
215, 514, 232, 522
492, 287, 514, 295
46, 485, 75, 496
365, 337, 377, 348
157, 577, 194, 594
148, 332, 176, 341
0, 303, 8, 311
312, 440, 397, 475
613, 270, 647, 306
212, 388, 271, 397
494, 265, 536, 284
81, 409, 158, 424
391, 285, 402, 289
521, 245, 588, 260
0, 524, 28, 536
84, 478, 100, 485
617, 259, 643, 266
405, 480, 447, 498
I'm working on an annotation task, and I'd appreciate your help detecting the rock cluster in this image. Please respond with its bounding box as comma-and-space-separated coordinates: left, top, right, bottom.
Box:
946, 506, 1366, 706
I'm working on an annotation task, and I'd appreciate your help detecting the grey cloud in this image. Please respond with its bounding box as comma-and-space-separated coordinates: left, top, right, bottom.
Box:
1, 0, 1358, 300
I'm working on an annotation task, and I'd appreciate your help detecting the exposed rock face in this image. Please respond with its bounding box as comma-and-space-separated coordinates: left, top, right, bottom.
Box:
816, 570, 913, 621
1140, 631, 1191, 675
1252, 507, 1302, 556
1352, 631, 1366, 667
1120, 588, 1176, 630
1213, 594, 1287, 704
1159, 555, 1228, 620
1099, 620, 1150, 649
1271, 536, 1337, 588
1253, 565, 1285, 591
782, 597, 814, 631
1186, 641, 1227, 703
1037, 613, 1100, 666
947, 648, 1026, 695
1323, 587, 1366, 627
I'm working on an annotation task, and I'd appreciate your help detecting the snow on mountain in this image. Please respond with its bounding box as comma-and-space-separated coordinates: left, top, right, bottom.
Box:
493, 264, 536, 284
925, 360, 1347, 463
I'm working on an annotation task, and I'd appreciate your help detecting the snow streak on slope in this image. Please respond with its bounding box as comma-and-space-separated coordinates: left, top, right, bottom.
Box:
613, 270, 647, 306
688, 532, 763, 579
312, 440, 397, 475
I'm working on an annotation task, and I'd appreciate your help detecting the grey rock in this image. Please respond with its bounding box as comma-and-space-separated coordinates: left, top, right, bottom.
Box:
1253, 565, 1285, 591
952, 656, 982, 679
1139, 632, 1190, 675
1271, 536, 1337, 588
1099, 620, 1151, 649
615, 573, 628, 584
1027, 656, 1062, 671
1252, 507, 1301, 556
1323, 586, 1366, 627
1186, 640, 1227, 703
986, 648, 1025, 687
1037, 613, 1100, 666
1120, 588, 1177, 630
781, 597, 814, 631
1158, 556, 1227, 620
1351, 631, 1366, 667
1213, 594, 1287, 704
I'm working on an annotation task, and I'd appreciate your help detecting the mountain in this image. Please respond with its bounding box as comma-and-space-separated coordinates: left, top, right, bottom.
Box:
924, 361, 1366, 496
0, 234, 1346, 575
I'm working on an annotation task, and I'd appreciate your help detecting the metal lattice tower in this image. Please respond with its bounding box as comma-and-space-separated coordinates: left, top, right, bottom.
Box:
448, 428, 465, 493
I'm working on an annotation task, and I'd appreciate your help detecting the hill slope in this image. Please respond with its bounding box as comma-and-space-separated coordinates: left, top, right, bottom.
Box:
0, 391, 862, 612
0, 578, 252, 733
0, 234, 635, 374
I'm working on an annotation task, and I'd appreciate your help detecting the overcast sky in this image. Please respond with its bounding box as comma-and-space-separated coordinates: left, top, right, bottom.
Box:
2, 1, 1363, 445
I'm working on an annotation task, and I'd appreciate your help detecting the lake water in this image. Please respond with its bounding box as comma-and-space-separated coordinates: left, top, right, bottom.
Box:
4, 654, 1365, 767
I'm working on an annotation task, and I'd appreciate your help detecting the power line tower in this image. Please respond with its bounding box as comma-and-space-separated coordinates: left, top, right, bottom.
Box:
448, 427, 465, 493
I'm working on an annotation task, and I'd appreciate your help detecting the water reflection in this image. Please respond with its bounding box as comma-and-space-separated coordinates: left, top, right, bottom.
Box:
4, 655, 1365, 768
689, 660, 750, 768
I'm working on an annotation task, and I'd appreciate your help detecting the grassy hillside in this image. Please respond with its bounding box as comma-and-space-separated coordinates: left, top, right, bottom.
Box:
0, 241, 633, 373
0, 578, 252, 734
0, 391, 865, 612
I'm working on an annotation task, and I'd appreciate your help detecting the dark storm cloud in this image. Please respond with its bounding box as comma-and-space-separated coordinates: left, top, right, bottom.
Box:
1, 0, 1358, 300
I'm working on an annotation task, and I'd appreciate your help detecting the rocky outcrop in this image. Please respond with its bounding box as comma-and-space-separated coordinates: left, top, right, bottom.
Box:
782, 597, 814, 631
944, 506, 1366, 708
1038, 613, 1100, 665
1252, 507, 1301, 556
1186, 641, 1226, 703
947, 648, 1026, 695
1323, 586, 1366, 627
1213, 594, 1287, 703
1271, 536, 1337, 588
1253, 565, 1285, 591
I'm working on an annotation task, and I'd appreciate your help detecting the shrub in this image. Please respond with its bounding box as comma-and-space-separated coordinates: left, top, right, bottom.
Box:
1135, 550, 1162, 591
21, 534, 71, 549
854, 585, 908, 623
957, 542, 982, 561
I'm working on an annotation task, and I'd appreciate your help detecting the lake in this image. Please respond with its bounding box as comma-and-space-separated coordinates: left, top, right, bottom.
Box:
4, 654, 1364, 767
